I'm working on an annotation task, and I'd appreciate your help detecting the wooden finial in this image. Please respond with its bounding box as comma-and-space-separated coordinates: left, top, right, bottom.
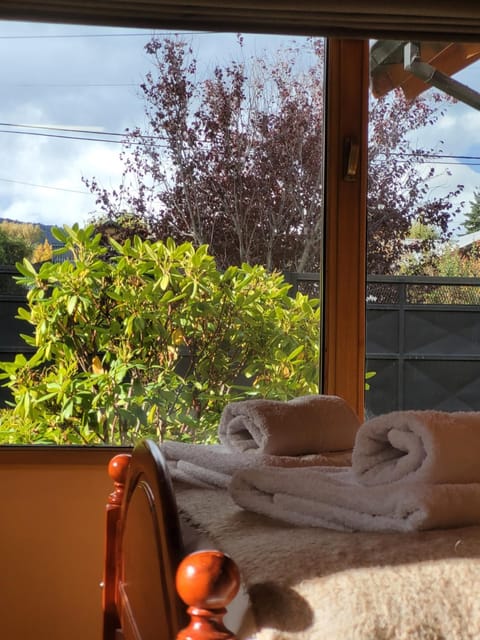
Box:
175, 550, 240, 640
107, 453, 131, 506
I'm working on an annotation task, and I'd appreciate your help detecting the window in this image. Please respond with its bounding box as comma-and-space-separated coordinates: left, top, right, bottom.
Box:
366, 38, 480, 416
0, 22, 341, 444
4, 4, 475, 444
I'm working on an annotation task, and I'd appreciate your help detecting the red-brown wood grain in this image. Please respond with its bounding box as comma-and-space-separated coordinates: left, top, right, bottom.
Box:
176, 550, 240, 640
103, 444, 243, 640
103, 453, 132, 640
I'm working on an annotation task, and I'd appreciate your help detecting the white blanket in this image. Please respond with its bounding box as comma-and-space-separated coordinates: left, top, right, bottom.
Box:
229, 465, 480, 532
229, 410, 480, 531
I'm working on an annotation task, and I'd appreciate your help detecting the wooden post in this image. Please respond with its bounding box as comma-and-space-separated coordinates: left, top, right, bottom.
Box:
102, 453, 131, 640
176, 550, 241, 640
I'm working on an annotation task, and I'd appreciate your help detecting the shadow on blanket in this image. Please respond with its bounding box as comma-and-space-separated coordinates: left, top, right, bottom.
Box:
176, 484, 480, 640
249, 583, 314, 632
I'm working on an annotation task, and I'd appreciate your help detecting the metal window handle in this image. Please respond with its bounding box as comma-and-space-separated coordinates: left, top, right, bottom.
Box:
344, 137, 360, 181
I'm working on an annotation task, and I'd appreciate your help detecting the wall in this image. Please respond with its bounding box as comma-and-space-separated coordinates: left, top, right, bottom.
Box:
0, 447, 126, 640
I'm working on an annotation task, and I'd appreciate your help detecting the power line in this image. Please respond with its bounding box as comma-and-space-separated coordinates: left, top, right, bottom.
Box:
418, 161, 480, 166
2, 82, 137, 88
0, 177, 89, 194
0, 121, 167, 143
389, 151, 480, 161
0, 121, 126, 137
0, 128, 127, 144
0, 121, 173, 141
1, 122, 480, 164
0, 128, 170, 146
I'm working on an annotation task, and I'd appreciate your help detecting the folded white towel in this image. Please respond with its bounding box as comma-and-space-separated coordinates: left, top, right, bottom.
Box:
160, 441, 352, 489
352, 410, 480, 486
219, 394, 360, 455
229, 465, 480, 532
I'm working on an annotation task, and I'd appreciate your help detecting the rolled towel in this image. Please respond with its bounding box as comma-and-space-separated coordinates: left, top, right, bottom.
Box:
218, 394, 360, 455
352, 410, 480, 486
160, 441, 352, 489
229, 465, 480, 532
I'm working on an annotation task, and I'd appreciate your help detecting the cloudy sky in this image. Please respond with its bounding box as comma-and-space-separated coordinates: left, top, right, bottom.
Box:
0, 20, 152, 226
0, 20, 291, 229
414, 64, 480, 237
0, 19, 479, 237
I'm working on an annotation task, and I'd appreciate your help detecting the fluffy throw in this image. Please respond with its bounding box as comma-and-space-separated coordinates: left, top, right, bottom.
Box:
176, 485, 480, 640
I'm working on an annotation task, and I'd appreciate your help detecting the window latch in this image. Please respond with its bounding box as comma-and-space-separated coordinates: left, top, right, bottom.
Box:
343, 137, 360, 181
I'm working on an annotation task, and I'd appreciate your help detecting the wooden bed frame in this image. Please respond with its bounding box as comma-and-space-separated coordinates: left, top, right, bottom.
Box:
102, 439, 241, 640
103, 439, 480, 640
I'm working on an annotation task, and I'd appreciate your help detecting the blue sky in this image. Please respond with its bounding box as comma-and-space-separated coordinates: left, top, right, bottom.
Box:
0, 20, 152, 225
0, 20, 479, 237
414, 63, 480, 236
0, 21, 294, 228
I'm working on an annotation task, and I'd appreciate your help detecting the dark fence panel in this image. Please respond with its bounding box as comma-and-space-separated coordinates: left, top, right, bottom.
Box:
283, 271, 321, 298
286, 273, 480, 416
2, 268, 480, 417
0, 267, 34, 406
365, 275, 480, 417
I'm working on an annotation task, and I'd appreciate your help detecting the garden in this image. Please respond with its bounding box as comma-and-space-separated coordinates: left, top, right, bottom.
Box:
0, 224, 320, 445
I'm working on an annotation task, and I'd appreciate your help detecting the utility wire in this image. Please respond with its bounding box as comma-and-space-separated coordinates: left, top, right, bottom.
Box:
0, 121, 126, 137
1, 127, 479, 165
1, 122, 480, 165
0, 128, 127, 144
2, 82, 138, 87
0, 121, 154, 139
0, 128, 172, 146
389, 151, 480, 161
0, 177, 89, 194
2, 121, 480, 159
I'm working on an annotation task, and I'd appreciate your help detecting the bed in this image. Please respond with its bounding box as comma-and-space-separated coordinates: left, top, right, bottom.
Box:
102, 439, 480, 640
102, 439, 242, 640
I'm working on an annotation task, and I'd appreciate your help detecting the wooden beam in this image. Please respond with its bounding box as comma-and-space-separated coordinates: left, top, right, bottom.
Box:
322, 39, 369, 420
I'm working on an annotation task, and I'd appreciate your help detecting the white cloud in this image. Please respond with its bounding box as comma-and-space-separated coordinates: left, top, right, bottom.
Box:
0, 20, 154, 227
0, 23, 310, 230
1, 139, 127, 227
401, 71, 480, 236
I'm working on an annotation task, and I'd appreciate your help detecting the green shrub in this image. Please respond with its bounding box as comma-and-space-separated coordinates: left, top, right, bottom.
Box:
0, 225, 320, 445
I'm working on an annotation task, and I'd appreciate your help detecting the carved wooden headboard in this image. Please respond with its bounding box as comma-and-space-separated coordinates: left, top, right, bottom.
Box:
102, 440, 240, 640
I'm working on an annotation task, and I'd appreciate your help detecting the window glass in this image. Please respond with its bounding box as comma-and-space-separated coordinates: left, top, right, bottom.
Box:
0, 23, 326, 445
366, 39, 480, 416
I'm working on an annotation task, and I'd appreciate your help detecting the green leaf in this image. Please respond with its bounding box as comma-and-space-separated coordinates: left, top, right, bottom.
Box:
286, 344, 305, 361
159, 273, 169, 290
67, 295, 78, 315
15, 259, 37, 277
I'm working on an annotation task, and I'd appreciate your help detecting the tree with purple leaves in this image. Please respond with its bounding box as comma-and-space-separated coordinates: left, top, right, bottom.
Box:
85, 36, 463, 275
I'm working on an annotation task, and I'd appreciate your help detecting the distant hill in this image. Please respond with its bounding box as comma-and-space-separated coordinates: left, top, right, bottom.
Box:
0, 218, 60, 245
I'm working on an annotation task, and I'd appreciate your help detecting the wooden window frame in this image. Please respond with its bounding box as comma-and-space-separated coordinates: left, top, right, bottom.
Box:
323, 39, 369, 419
0, 9, 370, 422
2, 4, 477, 428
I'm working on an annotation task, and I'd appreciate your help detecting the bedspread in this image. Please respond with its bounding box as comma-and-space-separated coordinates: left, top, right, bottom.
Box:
175, 483, 480, 640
